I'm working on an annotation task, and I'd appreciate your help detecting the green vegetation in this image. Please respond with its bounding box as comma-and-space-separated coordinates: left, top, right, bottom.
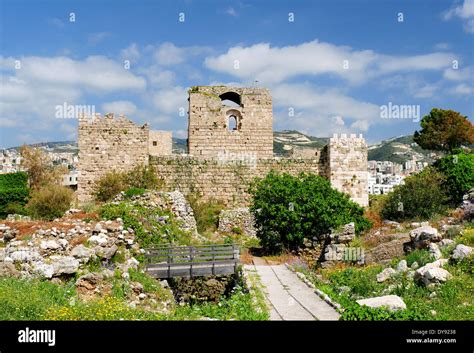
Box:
124, 187, 146, 198
0, 172, 30, 218
414, 108, 474, 153
94, 165, 161, 202
381, 167, 449, 221
405, 249, 435, 267
250, 172, 371, 253
0, 275, 267, 321
187, 194, 225, 234
434, 151, 474, 204
99, 201, 191, 249
25, 184, 74, 220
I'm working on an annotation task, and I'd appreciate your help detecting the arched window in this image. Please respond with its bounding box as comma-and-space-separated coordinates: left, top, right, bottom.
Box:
226, 109, 242, 131
228, 115, 238, 131
219, 91, 241, 107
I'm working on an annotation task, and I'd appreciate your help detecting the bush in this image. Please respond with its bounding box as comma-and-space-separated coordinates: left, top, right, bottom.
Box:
94, 171, 126, 202
340, 303, 428, 321
94, 165, 162, 202
124, 187, 146, 198
123, 164, 161, 190
26, 184, 74, 220
249, 172, 371, 253
434, 151, 474, 204
405, 249, 435, 267
381, 167, 449, 221
0, 172, 30, 218
187, 194, 225, 234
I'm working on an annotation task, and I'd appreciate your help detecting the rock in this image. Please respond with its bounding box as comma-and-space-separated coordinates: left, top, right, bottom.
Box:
409, 226, 441, 249
131, 282, 144, 294
420, 268, 452, 286
88, 235, 108, 246
50, 256, 80, 276
428, 243, 442, 260
8, 248, 41, 262
323, 244, 346, 262
377, 267, 396, 282
451, 244, 473, 262
138, 293, 147, 300
40, 240, 60, 251
330, 223, 355, 244
76, 272, 103, 290
439, 239, 455, 248
357, 295, 407, 312
58, 239, 69, 249
396, 260, 408, 272
218, 207, 256, 237
71, 245, 94, 261
95, 245, 118, 260
414, 259, 450, 286
411, 261, 419, 270
0, 262, 20, 277
32, 262, 54, 279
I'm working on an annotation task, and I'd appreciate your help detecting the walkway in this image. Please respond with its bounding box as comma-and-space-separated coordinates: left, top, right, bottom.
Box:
245, 261, 340, 321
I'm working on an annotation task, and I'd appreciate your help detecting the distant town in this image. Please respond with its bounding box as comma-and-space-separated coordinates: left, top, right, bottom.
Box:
0, 132, 442, 196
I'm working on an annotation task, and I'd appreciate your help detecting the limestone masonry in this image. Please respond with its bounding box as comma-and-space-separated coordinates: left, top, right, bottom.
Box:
78, 86, 368, 206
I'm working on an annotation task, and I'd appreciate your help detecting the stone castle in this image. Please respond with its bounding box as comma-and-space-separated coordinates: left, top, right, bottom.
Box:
77, 86, 368, 206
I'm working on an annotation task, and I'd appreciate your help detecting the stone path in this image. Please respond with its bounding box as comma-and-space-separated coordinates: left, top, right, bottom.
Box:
244, 262, 340, 321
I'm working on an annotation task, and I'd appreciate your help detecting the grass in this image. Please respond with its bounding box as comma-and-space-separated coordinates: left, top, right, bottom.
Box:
292, 252, 474, 321
0, 273, 268, 321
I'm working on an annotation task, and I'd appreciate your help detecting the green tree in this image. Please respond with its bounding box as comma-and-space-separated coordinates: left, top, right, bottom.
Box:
434, 151, 474, 204
382, 167, 449, 221
249, 172, 371, 253
413, 109, 474, 152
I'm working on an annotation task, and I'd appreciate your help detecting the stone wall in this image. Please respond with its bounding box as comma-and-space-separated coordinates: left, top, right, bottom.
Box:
150, 155, 322, 206
328, 134, 369, 207
149, 131, 172, 156
77, 114, 149, 203
188, 86, 273, 159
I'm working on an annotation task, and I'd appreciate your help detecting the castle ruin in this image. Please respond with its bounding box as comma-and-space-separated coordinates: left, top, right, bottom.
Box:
77, 86, 368, 207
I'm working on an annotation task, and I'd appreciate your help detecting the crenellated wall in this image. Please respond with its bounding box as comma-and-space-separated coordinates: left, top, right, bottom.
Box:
149, 155, 324, 206
76, 87, 369, 207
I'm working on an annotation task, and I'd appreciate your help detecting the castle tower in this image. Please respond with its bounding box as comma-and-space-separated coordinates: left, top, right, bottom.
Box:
328, 133, 369, 207
77, 113, 150, 203
187, 86, 273, 158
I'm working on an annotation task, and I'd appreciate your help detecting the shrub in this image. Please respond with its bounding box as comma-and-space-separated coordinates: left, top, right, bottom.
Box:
340, 303, 428, 321
94, 171, 126, 202
249, 172, 371, 252
405, 249, 435, 267
0, 172, 30, 218
26, 184, 74, 220
434, 151, 474, 204
123, 164, 161, 190
94, 165, 162, 202
381, 167, 449, 221
20, 146, 67, 189
124, 187, 146, 198
187, 194, 225, 234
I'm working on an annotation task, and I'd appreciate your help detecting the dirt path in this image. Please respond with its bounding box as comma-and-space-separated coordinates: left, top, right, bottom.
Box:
244, 260, 340, 321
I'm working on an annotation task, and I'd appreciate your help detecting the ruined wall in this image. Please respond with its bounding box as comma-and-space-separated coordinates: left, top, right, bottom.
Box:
149, 131, 172, 156
188, 86, 273, 159
149, 156, 322, 206
77, 114, 149, 203
328, 134, 369, 207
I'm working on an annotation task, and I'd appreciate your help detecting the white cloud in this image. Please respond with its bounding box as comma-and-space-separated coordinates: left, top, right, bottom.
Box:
3, 56, 146, 92
271, 83, 380, 135
443, 0, 474, 33
205, 40, 453, 85
443, 66, 474, 81
88, 32, 111, 45
226, 7, 238, 17
451, 83, 473, 95
153, 42, 212, 66
101, 101, 138, 116
121, 43, 141, 61
152, 86, 188, 114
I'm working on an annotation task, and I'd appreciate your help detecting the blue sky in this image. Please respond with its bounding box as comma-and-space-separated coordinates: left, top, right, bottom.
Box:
0, 0, 473, 147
